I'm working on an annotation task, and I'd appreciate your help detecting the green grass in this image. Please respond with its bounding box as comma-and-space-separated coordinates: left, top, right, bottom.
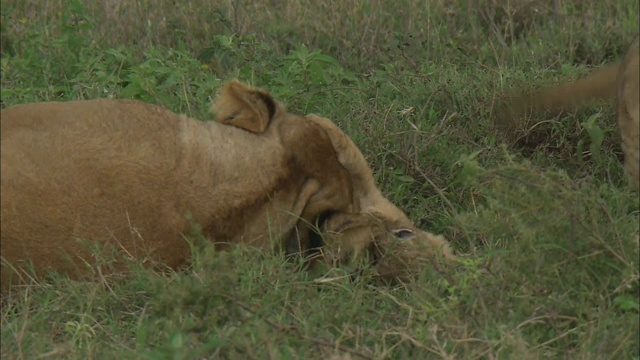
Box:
1, 0, 639, 358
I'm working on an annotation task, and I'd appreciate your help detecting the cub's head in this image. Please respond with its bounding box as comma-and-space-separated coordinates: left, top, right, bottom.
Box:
318, 211, 454, 284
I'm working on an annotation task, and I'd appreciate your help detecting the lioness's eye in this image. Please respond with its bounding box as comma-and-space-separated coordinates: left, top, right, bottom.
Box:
392, 229, 415, 240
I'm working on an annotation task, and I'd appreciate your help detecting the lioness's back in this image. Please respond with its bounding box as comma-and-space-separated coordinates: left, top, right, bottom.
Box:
1, 100, 197, 281
0, 99, 290, 286
1, 99, 185, 178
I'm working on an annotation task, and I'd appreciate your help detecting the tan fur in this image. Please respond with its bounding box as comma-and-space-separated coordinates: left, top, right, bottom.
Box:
213, 81, 275, 133
1, 80, 455, 291
304, 114, 455, 266
615, 39, 640, 188
1, 81, 356, 290
320, 212, 453, 284
498, 37, 639, 187
227, 110, 456, 277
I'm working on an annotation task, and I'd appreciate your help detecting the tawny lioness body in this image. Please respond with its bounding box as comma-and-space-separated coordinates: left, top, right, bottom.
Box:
499, 37, 639, 187
1, 81, 455, 290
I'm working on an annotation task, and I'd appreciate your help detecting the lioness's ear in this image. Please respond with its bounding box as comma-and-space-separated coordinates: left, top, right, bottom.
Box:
212, 80, 276, 133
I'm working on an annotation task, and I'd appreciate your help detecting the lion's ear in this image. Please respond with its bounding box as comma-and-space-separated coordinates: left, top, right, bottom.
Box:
212, 80, 276, 134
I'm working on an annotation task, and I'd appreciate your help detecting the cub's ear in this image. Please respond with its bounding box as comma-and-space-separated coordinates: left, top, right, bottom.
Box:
212, 80, 276, 134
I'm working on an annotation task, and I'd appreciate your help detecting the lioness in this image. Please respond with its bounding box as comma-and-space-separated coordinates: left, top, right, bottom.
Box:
220, 105, 455, 282
1, 80, 454, 291
498, 37, 639, 187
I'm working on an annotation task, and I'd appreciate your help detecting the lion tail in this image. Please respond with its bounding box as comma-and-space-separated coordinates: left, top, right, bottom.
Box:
496, 61, 620, 130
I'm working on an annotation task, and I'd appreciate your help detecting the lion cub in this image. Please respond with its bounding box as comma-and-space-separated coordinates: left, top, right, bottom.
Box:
498, 37, 639, 187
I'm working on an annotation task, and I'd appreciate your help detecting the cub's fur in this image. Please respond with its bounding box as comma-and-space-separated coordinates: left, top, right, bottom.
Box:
498, 37, 639, 187
319, 212, 452, 284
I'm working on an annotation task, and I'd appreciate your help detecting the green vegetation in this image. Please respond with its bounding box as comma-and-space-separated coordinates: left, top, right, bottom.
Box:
1, 0, 638, 358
